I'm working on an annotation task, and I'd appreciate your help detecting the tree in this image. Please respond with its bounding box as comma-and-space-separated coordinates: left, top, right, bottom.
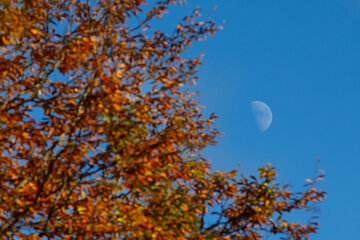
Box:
0, 0, 325, 239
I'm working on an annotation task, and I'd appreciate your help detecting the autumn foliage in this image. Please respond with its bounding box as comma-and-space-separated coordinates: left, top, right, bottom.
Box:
0, 0, 325, 239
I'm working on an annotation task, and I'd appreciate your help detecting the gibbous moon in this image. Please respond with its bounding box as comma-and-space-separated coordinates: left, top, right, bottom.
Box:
251, 101, 272, 132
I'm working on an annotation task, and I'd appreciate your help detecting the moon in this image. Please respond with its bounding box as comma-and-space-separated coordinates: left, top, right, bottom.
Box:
251, 101, 272, 132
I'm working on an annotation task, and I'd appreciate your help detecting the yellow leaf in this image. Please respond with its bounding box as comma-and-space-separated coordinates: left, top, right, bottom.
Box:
281, 221, 288, 228
22, 132, 29, 139
30, 28, 39, 35
78, 206, 87, 214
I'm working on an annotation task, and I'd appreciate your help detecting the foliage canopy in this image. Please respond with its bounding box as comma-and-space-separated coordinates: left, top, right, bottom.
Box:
0, 0, 325, 239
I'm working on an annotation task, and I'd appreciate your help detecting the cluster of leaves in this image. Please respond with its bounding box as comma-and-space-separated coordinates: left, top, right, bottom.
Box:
0, 0, 325, 239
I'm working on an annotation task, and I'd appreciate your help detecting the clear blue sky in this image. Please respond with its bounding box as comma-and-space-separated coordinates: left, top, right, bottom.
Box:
165, 0, 360, 239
